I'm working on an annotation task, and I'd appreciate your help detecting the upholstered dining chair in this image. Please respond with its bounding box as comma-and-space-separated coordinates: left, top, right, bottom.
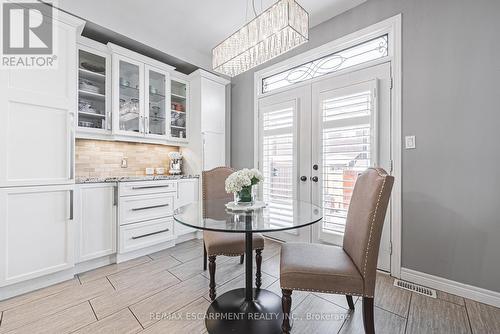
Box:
202, 166, 265, 301
280, 167, 394, 334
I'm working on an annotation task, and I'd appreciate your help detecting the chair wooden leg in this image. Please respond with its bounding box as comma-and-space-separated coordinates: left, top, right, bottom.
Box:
208, 256, 217, 301
281, 289, 292, 334
255, 249, 262, 289
240, 254, 244, 264
362, 297, 375, 334
346, 295, 355, 310
203, 242, 207, 271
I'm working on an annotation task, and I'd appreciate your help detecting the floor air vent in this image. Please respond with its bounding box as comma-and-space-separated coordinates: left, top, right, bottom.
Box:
394, 279, 437, 298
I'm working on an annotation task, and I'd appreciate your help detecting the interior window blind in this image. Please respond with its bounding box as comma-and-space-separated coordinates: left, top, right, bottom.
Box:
322, 91, 372, 234
262, 106, 295, 227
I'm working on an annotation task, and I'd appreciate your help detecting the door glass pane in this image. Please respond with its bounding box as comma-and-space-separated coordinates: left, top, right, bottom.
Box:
119, 60, 140, 133
322, 90, 372, 235
78, 50, 107, 129
148, 70, 166, 135
261, 105, 295, 229
171, 80, 187, 139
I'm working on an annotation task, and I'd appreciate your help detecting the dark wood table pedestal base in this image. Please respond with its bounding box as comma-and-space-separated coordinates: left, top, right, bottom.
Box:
206, 226, 283, 334
205, 288, 283, 334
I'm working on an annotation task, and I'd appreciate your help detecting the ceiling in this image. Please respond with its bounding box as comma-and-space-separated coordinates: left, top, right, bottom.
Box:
58, 0, 366, 71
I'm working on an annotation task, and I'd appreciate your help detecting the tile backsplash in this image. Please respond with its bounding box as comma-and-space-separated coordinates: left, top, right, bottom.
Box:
75, 139, 179, 177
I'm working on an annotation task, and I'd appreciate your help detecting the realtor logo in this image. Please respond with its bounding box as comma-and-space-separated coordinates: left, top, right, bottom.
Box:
1, 1, 56, 68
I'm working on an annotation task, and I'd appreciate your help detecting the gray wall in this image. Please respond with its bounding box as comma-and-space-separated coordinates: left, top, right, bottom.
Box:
231, 0, 500, 292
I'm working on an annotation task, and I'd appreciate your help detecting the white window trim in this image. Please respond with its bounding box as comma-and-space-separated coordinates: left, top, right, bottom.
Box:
253, 14, 402, 278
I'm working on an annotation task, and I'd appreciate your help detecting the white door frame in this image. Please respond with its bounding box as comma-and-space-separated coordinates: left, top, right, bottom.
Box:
253, 14, 402, 278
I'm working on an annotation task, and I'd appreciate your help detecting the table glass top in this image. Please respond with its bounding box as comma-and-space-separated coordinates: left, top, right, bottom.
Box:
173, 199, 323, 233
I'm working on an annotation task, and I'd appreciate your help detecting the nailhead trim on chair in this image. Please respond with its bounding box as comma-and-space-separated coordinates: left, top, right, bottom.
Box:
208, 248, 264, 257
280, 286, 372, 298
361, 168, 388, 278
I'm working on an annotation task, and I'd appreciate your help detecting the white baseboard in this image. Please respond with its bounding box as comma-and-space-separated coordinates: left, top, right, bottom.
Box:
0, 269, 74, 301
400, 267, 500, 308
116, 239, 176, 263
175, 231, 201, 243
75, 255, 116, 274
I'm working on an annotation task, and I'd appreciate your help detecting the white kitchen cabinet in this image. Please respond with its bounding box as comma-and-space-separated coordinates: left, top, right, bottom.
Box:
146, 65, 170, 138
117, 180, 180, 262
113, 54, 145, 138
119, 217, 174, 254
75, 184, 116, 263
175, 178, 199, 236
203, 131, 226, 171
77, 38, 112, 136
183, 70, 229, 176
200, 77, 226, 134
0, 185, 74, 287
0, 16, 82, 188
109, 43, 180, 143
170, 76, 189, 141
119, 192, 174, 226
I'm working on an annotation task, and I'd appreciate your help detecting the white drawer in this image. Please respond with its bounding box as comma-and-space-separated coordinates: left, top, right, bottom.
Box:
119, 218, 174, 253
119, 180, 177, 197
120, 193, 174, 225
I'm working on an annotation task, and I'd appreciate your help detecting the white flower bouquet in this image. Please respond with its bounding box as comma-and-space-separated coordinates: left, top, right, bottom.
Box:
225, 168, 264, 203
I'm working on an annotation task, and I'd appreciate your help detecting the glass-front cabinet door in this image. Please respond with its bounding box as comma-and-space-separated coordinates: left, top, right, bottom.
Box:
145, 66, 169, 137
77, 47, 110, 133
170, 79, 188, 140
113, 55, 144, 137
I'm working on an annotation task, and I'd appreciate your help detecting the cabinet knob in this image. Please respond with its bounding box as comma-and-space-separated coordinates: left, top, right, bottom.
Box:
300, 176, 307, 182
311, 176, 319, 182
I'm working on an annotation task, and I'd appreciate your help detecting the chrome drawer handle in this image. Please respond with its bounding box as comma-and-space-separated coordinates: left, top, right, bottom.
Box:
131, 203, 169, 211
131, 228, 170, 240
131, 185, 170, 190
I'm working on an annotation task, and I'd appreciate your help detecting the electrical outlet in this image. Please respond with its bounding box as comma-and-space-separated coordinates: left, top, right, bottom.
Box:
405, 136, 416, 149
121, 157, 128, 168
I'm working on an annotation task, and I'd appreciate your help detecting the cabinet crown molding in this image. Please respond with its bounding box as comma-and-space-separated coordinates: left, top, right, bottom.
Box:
188, 69, 230, 85
107, 43, 176, 71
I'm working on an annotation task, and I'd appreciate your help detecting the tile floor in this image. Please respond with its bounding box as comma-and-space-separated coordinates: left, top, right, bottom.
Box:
0, 238, 499, 334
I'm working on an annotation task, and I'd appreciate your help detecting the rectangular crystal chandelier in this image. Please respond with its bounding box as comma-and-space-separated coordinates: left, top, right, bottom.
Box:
212, 0, 309, 77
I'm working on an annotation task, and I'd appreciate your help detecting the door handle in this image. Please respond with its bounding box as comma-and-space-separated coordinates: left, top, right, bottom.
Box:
300, 176, 307, 182
311, 176, 319, 182
69, 190, 74, 220
132, 185, 170, 190
113, 186, 118, 206
131, 203, 169, 211
131, 228, 170, 240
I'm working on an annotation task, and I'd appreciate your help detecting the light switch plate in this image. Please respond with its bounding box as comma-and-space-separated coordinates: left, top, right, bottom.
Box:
405, 135, 416, 149
121, 158, 128, 168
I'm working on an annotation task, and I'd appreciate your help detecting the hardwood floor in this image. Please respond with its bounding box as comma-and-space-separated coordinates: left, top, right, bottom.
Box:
0, 238, 498, 334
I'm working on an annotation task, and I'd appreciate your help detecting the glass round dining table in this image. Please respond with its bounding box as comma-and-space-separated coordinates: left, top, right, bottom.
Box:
173, 199, 323, 334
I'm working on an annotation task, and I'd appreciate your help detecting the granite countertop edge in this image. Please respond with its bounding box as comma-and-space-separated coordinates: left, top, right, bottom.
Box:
76, 175, 199, 184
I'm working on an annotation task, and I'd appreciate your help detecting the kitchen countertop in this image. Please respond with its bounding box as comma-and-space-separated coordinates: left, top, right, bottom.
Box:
76, 175, 199, 184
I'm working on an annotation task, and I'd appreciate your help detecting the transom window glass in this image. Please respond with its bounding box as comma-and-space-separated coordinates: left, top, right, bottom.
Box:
262, 35, 388, 93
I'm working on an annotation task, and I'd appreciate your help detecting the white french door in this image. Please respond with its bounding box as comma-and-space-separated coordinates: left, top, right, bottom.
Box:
258, 86, 311, 242
257, 63, 392, 271
311, 63, 392, 271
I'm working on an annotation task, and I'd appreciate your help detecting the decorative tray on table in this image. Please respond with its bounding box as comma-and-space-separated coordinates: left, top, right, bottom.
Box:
225, 201, 267, 212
